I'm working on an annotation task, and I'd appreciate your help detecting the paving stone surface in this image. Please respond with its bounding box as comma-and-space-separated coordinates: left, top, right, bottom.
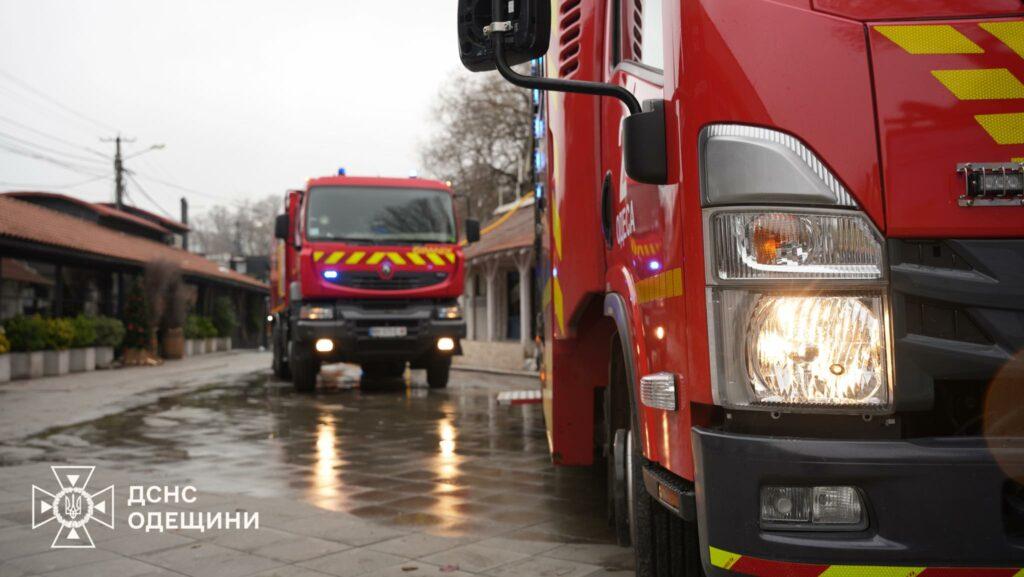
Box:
0, 359, 633, 576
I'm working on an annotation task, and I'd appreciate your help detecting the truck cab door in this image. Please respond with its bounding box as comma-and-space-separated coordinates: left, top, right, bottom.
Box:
601, 0, 686, 469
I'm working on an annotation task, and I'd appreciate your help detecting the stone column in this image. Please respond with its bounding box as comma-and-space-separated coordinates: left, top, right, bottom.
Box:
464, 270, 476, 340
484, 259, 500, 342
514, 250, 533, 352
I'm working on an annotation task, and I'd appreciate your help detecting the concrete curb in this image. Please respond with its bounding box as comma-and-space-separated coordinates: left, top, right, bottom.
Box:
452, 364, 539, 378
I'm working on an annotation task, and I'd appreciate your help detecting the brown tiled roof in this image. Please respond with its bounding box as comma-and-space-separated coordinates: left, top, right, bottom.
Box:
0, 196, 266, 291
4, 192, 173, 235
98, 202, 190, 233
464, 204, 534, 261
1, 258, 54, 285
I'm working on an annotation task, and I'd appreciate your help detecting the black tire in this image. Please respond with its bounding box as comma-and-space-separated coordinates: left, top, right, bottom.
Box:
608, 336, 701, 577
271, 329, 290, 380
290, 347, 319, 393
426, 357, 451, 389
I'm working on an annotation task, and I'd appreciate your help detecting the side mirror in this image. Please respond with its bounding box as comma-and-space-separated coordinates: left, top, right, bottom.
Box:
274, 214, 289, 240
458, 0, 550, 72
623, 100, 669, 185
465, 219, 481, 244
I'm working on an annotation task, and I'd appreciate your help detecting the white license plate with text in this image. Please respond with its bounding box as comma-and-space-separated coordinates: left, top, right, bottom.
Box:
368, 326, 407, 338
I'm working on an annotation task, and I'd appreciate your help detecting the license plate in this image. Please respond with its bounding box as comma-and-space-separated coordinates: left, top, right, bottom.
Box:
369, 326, 407, 338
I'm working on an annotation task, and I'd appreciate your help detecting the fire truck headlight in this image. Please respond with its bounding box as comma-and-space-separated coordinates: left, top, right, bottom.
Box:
437, 304, 462, 320
299, 305, 334, 320
706, 210, 883, 281
708, 289, 891, 410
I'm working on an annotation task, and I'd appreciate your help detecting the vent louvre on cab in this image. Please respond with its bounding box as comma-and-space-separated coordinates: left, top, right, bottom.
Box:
558, 0, 583, 77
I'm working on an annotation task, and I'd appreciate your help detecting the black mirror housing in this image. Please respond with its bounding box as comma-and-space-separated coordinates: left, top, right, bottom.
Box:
274, 214, 289, 240
465, 219, 482, 244
623, 99, 669, 185
458, 0, 551, 72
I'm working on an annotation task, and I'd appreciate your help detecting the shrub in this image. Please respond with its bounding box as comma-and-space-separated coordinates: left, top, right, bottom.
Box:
0, 328, 9, 355
184, 315, 204, 339
70, 315, 97, 348
199, 317, 218, 339
123, 278, 150, 350
211, 297, 238, 338
43, 318, 74, 350
4, 315, 47, 352
93, 317, 126, 349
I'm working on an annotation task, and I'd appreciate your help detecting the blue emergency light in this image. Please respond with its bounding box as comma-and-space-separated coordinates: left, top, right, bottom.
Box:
337, 167, 347, 176
322, 270, 339, 280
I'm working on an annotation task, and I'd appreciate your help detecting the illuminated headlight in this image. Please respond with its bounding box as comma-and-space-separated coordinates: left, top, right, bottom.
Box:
437, 304, 462, 320
710, 290, 890, 410
299, 305, 334, 320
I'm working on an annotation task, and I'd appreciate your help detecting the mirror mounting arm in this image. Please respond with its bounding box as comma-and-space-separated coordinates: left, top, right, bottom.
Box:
487, 0, 641, 115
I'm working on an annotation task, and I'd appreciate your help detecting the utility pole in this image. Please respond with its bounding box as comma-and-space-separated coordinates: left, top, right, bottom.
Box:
101, 134, 135, 209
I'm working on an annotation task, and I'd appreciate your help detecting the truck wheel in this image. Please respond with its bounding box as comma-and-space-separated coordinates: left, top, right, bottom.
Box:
426, 358, 451, 389
628, 428, 703, 577
290, 348, 319, 393
272, 333, 290, 379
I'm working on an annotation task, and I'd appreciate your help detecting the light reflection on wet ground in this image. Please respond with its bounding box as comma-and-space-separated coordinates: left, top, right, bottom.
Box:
25, 365, 616, 545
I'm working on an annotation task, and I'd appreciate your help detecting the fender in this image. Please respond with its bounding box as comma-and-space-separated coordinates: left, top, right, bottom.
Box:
602, 283, 657, 461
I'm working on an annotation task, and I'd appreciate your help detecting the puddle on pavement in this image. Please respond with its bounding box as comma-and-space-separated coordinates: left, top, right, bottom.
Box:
17, 365, 619, 550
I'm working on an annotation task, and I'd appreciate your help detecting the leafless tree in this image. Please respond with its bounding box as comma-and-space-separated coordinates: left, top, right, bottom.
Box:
420, 71, 533, 220
191, 195, 279, 256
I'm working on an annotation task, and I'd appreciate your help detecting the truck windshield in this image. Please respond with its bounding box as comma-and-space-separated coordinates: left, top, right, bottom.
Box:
305, 186, 456, 244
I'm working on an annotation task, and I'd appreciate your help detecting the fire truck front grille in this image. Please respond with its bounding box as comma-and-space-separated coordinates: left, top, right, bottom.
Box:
331, 271, 448, 291
890, 239, 1024, 437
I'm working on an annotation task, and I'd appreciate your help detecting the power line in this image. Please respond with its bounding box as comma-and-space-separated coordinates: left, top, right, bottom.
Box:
131, 171, 222, 200
126, 172, 174, 218
0, 174, 112, 190
0, 114, 109, 159
0, 131, 109, 166
0, 68, 118, 133
0, 142, 108, 177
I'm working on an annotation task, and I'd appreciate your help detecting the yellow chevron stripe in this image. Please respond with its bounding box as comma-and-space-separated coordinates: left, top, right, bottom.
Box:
426, 253, 445, 266
932, 69, 1024, 100
366, 252, 385, 265
313, 251, 324, 262
708, 547, 741, 571
876, 25, 983, 55
981, 21, 1024, 59
346, 251, 365, 265
819, 567, 924, 577
324, 251, 344, 265
406, 252, 426, 266
445, 253, 455, 263
976, 112, 1024, 144
387, 252, 407, 265
636, 268, 683, 305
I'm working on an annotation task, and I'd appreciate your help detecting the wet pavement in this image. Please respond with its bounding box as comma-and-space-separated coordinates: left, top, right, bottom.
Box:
0, 361, 633, 577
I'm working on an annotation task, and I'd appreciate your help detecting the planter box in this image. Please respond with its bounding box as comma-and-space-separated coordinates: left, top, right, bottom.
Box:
95, 346, 115, 369
185, 339, 195, 357
43, 350, 70, 377
219, 337, 232, 352
205, 338, 217, 353
195, 339, 206, 355
11, 352, 44, 379
69, 348, 96, 373
0, 354, 9, 383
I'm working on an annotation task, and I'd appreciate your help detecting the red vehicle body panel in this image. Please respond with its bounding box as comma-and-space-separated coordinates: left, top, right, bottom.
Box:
541, 0, 1024, 480
270, 176, 463, 312
870, 19, 1024, 237
813, 0, 1024, 21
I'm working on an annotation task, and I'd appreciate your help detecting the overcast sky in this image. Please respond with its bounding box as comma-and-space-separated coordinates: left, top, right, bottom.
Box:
0, 0, 461, 216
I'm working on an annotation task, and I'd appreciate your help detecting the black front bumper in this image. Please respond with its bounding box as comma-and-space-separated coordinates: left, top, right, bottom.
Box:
293, 301, 465, 363
693, 427, 1024, 574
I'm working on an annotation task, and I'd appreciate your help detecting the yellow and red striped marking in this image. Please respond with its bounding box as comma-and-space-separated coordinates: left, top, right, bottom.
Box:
313, 249, 456, 267
877, 21, 1024, 145
710, 547, 1022, 577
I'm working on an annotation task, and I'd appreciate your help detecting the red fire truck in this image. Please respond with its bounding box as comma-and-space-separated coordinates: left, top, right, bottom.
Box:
269, 174, 479, 391
458, 0, 1024, 575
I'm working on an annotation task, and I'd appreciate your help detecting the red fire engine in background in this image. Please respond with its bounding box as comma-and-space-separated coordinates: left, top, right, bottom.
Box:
458, 0, 1024, 575
269, 173, 479, 391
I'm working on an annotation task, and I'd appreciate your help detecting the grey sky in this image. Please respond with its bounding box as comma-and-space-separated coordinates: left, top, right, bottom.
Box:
0, 0, 460, 216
